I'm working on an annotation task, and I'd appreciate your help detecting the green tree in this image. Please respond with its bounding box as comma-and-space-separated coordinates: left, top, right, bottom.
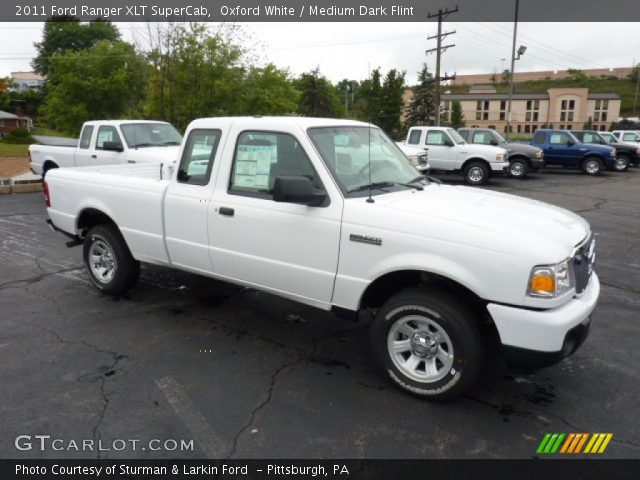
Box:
236, 64, 299, 115
33, 16, 120, 76
450, 100, 465, 128
41, 40, 146, 134
501, 69, 512, 85
377, 69, 406, 137
405, 64, 436, 127
296, 67, 343, 118
567, 68, 588, 84
145, 24, 246, 130
357, 68, 382, 121
583, 116, 594, 130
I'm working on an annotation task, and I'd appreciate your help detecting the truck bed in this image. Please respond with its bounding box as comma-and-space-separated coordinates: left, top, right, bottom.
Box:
46, 163, 172, 265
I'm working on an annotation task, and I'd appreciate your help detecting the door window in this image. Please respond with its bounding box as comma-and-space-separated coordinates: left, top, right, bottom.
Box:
549, 132, 571, 145
95, 126, 122, 150
407, 129, 422, 145
425, 131, 447, 146
230, 131, 321, 197
177, 129, 222, 185
472, 131, 493, 145
79, 126, 94, 149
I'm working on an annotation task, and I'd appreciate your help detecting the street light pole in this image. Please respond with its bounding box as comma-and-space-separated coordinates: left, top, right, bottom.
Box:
505, 0, 519, 139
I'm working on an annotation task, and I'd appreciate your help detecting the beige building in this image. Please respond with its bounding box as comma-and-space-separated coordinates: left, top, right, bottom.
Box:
438, 85, 620, 134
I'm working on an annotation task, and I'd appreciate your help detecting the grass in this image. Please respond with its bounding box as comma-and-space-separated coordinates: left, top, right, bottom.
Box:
0, 142, 29, 157
32, 126, 73, 137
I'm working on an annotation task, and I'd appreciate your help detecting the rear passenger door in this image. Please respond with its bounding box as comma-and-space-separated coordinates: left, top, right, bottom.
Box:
74, 125, 95, 167
207, 126, 343, 308
164, 128, 225, 274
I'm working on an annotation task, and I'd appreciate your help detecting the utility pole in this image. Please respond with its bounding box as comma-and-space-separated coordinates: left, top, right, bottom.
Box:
505, 0, 520, 139
633, 58, 639, 116
426, 6, 458, 126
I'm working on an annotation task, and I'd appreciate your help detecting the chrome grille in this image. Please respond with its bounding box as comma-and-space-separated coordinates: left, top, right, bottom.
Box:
573, 235, 595, 295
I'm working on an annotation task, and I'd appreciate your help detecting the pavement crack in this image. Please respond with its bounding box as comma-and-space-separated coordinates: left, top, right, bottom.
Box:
0, 267, 82, 291
225, 357, 304, 459
599, 281, 640, 296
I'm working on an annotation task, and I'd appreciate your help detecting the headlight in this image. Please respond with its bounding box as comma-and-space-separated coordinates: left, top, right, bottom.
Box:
417, 153, 429, 165
636, 149, 640, 155
496, 153, 505, 161
527, 259, 574, 298
407, 154, 419, 166
611, 149, 616, 157
535, 151, 543, 158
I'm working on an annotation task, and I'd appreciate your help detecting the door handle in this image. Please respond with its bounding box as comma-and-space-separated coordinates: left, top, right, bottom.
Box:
219, 207, 234, 217
91, 155, 97, 158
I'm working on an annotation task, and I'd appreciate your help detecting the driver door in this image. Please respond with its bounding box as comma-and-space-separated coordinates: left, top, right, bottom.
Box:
423, 129, 458, 170
208, 126, 343, 307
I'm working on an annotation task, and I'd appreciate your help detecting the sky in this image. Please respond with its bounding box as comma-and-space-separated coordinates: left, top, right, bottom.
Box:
1, 22, 638, 84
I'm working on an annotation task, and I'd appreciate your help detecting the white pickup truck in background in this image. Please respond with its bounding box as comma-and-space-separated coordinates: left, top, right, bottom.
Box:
29, 120, 183, 176
44, 116, 599, 400
397, 126, 509, 185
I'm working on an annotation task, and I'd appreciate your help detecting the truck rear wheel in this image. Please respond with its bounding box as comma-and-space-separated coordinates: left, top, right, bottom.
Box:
370, 288, 484, 400
463, 161, 489, 185
83, 224, 140, 295
581, 156, 603, 176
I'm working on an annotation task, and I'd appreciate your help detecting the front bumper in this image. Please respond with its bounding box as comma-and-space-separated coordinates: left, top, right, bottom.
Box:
487, 273, 600, 369
528, 157, 545, 170
490, 161, 510, 173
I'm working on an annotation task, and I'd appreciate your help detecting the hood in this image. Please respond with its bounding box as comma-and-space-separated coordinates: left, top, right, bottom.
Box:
376, 185, 589, 260
127, 146, 180, 163
504, 142, 542, 156
461, 143, 507, 155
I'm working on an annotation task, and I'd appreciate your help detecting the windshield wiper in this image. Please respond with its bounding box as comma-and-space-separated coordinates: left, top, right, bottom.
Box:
162, 141, 181, 146
349, 179, 424, 193
131, 142, 153, 148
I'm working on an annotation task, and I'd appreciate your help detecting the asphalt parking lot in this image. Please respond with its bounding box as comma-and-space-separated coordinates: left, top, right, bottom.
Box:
1, 167, 639, 459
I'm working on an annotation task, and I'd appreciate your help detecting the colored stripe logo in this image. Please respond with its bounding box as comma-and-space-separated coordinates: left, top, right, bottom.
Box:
537, 433, 613, 454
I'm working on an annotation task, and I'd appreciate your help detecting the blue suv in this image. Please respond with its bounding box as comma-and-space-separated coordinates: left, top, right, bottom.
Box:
530, 129, 617, 175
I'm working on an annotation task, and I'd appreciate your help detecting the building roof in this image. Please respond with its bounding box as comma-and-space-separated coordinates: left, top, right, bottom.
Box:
10, 71, 45, 81
441, 92, 621, 101
0, 110, 22, 120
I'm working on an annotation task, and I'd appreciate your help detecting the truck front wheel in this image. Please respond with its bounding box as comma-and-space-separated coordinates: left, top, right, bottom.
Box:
462, 161, 489, 185
370, 289, 484, 400
612, 155, 630, 172
508, 158, 528, 178
83, 225, 140, 295
581, 156, 603, 176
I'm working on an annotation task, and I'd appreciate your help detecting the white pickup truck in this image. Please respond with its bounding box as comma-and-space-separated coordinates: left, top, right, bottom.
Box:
29, 120, 183, 176
397, 126, 509, 185
44, 116, 599, 400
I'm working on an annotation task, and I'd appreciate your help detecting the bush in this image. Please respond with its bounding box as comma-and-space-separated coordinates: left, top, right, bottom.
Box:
1, 127, 35, 144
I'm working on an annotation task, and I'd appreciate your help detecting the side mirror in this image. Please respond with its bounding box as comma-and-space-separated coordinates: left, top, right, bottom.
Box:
444, 138, 454, 147
103, 141, 124, 152
566, 140, 575, 147
490, 139, 499, 146
273, 176, 327, 206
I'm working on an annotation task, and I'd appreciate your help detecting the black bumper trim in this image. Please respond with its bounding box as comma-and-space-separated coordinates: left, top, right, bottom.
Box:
502, 315, 593, 371
46, 219, 83, 247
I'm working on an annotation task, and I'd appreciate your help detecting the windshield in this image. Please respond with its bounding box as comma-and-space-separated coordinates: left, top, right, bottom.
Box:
600, 132, 616, 143
120, 123, 182, 148
492, 130, 507, 143
447, 128, 466, 144
307, 126, 424, 196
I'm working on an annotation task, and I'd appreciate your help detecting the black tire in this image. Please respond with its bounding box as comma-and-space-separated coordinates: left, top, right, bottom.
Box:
581, 156, 603, 176
83, 224, 140, 295
462, 161, 490, 186
611, 155, 630, 172
370, 288, 484, 400
508, 158, 529, 178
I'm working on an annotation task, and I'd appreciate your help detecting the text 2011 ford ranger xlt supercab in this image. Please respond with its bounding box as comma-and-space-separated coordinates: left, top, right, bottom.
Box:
44, 117, 599, 400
